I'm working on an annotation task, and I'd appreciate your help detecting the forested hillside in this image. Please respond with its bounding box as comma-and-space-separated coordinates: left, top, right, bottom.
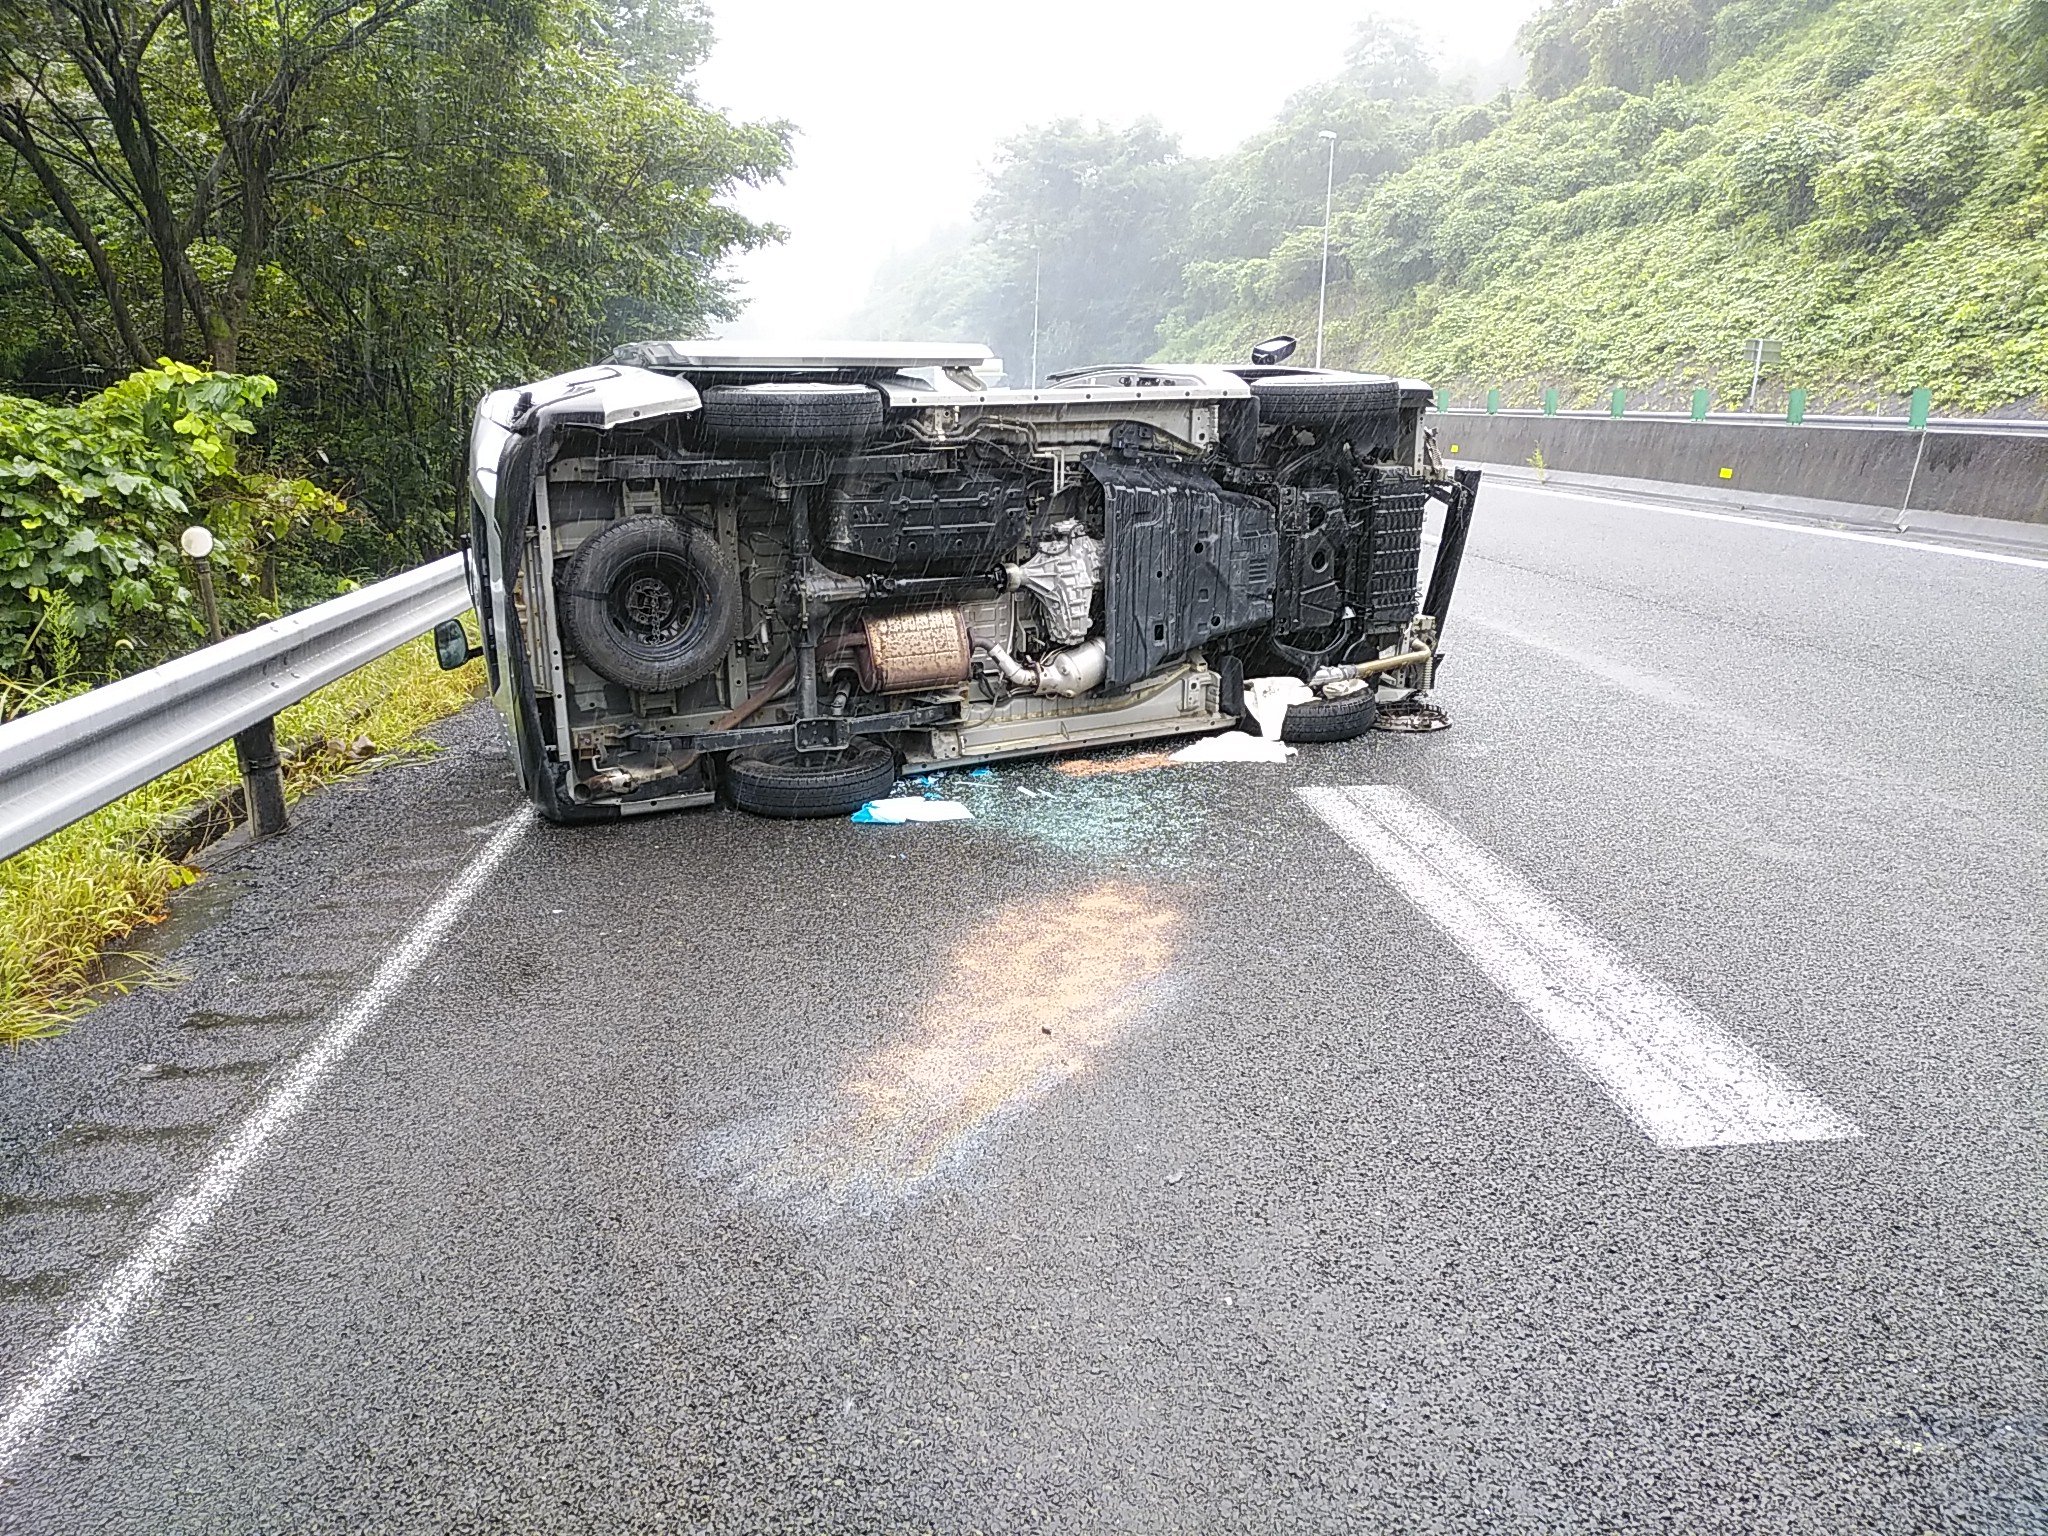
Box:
1, 0, 785, 684
857, 0, 2048, 413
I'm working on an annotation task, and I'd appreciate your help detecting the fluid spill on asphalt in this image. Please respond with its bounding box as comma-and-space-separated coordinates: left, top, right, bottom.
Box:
702, 881, 1181, 1216
1051, 751, 1176, 777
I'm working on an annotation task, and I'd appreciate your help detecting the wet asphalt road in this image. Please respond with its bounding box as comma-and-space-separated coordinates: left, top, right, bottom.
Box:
0, 481, 2043, 1534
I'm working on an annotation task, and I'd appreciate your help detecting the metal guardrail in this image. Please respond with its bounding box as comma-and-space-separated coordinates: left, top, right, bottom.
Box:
1435, 407, 2048, 438
0, 554, 472, 862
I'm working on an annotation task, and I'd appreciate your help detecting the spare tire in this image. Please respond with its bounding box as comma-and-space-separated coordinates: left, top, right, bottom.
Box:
726, 740, 899, 819
699, 383, 884, 445
1280, 686, 1380, 743
558, 517, 739, 692
1248, 375, 1401, 428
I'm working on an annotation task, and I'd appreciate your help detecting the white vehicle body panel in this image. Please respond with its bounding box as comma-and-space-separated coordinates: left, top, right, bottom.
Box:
615, 339, 997, 372
469, 366, 701, 515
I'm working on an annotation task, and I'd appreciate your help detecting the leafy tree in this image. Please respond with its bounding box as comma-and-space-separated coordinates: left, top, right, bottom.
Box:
1341, 21, 1441, 98
1186, 21, 1449, 266
1521, 0, 1609, 98
1587, 0, 1718, 92
0, 0, 787, 582
854, 119, 1196, 380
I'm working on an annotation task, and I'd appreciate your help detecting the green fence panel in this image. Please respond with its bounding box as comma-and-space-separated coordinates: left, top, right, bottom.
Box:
1787, 388, 1806, 425
1543, 387, 1559, 416
1610, 388, 1625, 418
1908, 387, 1930, 429
1690, 388, 1710, 421
1486, 388, 1500, 415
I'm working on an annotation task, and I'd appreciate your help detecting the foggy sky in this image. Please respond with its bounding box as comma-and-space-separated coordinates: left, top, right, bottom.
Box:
692, 0, 1544, 341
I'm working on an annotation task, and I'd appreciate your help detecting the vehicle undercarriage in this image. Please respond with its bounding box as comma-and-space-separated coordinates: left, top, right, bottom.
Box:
456, 341, 1480, 821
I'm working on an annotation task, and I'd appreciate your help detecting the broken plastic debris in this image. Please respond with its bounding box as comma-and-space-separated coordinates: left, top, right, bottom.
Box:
1170, 734, 1297, 764
850, 797, 975, 824
1374, 697, 1452, 733
911, 767, 997, 786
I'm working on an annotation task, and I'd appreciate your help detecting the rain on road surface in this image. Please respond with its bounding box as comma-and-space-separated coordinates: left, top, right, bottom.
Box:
1, 480, 2042, 1533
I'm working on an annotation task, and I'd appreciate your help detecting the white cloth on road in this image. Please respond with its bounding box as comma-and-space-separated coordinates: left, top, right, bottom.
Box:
1170, 733, 1297, 763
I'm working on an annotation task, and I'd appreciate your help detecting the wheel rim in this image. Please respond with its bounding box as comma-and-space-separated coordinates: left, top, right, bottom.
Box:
604, 551, 704, 657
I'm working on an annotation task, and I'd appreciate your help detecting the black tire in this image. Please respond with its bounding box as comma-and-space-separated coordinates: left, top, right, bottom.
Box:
725, 740, 899, 819
558, 517, 740, 692
1249, 375, 1401, 427
698, 383, 883, 445
1280, 686, 1380, 743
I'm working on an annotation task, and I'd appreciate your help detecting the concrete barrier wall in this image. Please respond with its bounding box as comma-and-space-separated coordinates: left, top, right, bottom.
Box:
1433, 414, 2048, 527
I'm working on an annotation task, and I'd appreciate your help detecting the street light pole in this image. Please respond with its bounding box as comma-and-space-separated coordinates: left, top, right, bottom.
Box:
1031, 244, 1041, 389
1316, 130, 1337, 368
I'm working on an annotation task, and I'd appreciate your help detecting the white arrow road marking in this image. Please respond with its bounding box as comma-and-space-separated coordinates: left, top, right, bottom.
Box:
1297, 786, 1859, 1149
0, 809, 533, 1471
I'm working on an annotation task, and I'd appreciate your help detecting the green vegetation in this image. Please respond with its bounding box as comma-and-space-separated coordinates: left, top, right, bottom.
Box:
0, 631, 483, 1046
1, 0, 787, 608
860, 2, 2048, 413
1, 363, 344, 683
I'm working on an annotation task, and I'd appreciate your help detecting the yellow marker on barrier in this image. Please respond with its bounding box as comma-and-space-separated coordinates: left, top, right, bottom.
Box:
1449, 444, 1460, 453
1719, 467, 1734, 479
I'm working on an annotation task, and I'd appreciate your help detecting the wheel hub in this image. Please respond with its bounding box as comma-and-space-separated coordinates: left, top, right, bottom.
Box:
611, 559, 696, 646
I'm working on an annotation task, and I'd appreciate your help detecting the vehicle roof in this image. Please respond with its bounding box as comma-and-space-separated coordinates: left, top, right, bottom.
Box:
610, 339, 997, 371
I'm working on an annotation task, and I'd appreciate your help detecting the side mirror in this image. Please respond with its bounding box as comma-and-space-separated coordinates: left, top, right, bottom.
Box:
1251, 335, 1298, 366
434, 618, 479, 670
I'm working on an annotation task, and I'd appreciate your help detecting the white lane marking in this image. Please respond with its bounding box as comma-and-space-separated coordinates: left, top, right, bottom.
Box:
1297, 786, 1860, 1149
1461, 613, 1718, 715
1500, 483, 2048, 572
0, 810, 532, 1469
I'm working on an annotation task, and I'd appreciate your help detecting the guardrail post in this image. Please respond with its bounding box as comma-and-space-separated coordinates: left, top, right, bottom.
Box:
1543, 387, 1559, 416
1486, 388, 1500, 415
1610, 388, 1625, 418
1690, 388, 1710, 421
183, 525, 288, 841
233, 720, 289, 838
1787, 388, 1806, 424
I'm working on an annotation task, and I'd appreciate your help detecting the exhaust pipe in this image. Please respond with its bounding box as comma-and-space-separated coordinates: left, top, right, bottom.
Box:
1310, 644, 1433, 690
989, 639, 1107, 698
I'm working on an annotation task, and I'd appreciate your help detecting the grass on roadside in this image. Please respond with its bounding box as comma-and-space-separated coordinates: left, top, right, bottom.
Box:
0, 631, 485, 1046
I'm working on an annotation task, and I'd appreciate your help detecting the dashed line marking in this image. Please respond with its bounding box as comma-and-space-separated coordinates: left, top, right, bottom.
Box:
0, 810, 532, 1470
1297, 786, 1860, 1149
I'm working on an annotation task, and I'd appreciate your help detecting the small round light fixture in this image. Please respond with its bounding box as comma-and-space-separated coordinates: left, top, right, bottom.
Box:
180, 525, 214, 559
